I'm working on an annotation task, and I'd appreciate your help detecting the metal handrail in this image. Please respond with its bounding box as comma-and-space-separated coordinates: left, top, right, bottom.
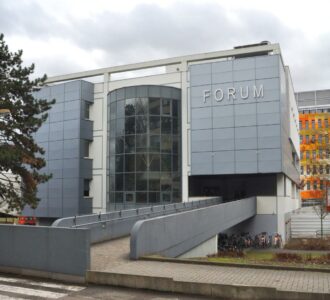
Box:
69, 198, 221, 228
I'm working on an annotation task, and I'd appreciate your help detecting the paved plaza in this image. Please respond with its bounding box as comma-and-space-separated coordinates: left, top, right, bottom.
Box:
91, 237, 330, 295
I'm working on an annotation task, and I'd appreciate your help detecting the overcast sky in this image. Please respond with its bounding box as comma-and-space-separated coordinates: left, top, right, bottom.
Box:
1, 0, 329, 91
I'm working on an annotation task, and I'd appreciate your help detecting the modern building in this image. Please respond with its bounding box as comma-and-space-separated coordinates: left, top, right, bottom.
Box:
296, 90, 330, 207
23, 42, 300, 239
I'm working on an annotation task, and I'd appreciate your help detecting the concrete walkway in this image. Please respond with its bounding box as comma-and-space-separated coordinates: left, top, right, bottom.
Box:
90, 237, 330, 299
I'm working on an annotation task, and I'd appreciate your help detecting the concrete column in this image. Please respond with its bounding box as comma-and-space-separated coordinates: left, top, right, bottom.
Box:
180, 60, 190, 203
102, 72, 109, 212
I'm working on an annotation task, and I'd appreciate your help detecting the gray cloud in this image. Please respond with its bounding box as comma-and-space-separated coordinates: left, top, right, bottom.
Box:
1, 1, 329, 91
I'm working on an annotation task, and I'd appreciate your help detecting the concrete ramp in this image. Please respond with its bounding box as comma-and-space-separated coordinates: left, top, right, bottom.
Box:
130, 197, 256, 259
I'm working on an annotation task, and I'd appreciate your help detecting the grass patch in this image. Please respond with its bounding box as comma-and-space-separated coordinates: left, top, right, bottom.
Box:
206, 250, 330, 268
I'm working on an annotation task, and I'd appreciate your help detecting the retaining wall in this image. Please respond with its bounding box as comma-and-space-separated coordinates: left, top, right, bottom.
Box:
0, 224, 90, 279
130, 197, 256, 259
53, 197, 222, 244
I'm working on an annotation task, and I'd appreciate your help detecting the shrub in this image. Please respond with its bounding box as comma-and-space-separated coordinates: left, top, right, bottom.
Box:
211, 250, 245, 258
285, 238, 330, 251
274, 252, 303, 262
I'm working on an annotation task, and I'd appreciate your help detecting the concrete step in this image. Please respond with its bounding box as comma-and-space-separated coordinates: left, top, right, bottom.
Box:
86, 270, 328, 300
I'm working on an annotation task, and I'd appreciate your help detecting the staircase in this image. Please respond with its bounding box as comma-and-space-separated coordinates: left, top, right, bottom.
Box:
291, 206, 330, 238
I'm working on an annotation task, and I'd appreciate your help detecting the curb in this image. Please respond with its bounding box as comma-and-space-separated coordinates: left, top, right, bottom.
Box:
86, 270, 329, 300
141, 256, 330, 274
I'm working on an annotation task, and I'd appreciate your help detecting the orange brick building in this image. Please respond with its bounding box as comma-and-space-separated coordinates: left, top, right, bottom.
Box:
296, 90, 330, 209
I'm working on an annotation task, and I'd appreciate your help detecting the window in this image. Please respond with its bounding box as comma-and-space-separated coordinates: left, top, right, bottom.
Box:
149, 192, 160, 203
115, 155, 124, 172
313, 165, 317, 174
136, 192, 147, 203
136, 116, 148, 134
325, 119, 329, 128
136, 135, 148, 153
149, 116, 160, 134
136, 98, 148, 115
326, 165, 330, 174
312, 120, 315, 129
172, 101, 178, 117
318, 135, 322, 143
116, 137, 124, 154
83, 140, 90, 157
161, 135, 172, 153
110, 102, 116, 120
150, 135, 160, 152
306, 181, 310, 190
305, 121, 309, 129
161, 192, 171, 203
125, 135, 135, 153
125, 117, 135, 134
84, 179, 91, 197
306, 151, 310, 159
115, 174, 124, 191
320, 181, 324, 190
149, 98, 160, 115
161, 117, 171, 134
125, 98, 135, 116
149, 173, 160, 191
125, 154, 135, 172
161, 99, 171, 115
116, 118, 125, 136
84, 102, 91, 119
124, 174, 135, 191
299, 120, 302, 129
125, 192, 135, 203
161, 154, 171, 171
311, 135, 315, 143
305, 135, 309, 143
149, 154, 160, 171
313, 181, 317, 190
300, 166, 304, 175
312, 151, 316, 159
136, 173, 148, 190
300, 135, 303, 143
108, 86, 181, 206
318, 119, 322, 128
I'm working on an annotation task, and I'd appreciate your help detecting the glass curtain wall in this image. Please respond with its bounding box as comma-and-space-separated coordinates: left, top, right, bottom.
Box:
107, 85, 181, 210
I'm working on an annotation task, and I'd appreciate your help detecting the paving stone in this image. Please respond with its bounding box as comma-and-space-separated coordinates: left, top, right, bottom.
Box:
91, 237, 330, 294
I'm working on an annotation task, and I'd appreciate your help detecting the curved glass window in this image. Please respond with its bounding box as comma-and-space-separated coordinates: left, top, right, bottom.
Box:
107, 85, 181, 208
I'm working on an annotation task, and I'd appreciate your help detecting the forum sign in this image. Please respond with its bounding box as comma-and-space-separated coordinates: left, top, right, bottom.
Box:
203, 85, 264, 103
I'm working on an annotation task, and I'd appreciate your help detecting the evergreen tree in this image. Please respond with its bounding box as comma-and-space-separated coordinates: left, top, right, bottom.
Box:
0, 33, 55, 213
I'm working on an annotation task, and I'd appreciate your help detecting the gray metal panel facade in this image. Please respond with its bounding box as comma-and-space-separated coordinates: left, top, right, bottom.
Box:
296, 89, 330, 108
279, 63, 299, 183
190, 55, 295, 178
23, 80, 94, 218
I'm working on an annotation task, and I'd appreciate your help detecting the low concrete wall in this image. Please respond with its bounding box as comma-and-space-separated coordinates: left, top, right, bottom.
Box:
53, 198, 222, 244
130, 197, 256, 259
0, 224, 90, 278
